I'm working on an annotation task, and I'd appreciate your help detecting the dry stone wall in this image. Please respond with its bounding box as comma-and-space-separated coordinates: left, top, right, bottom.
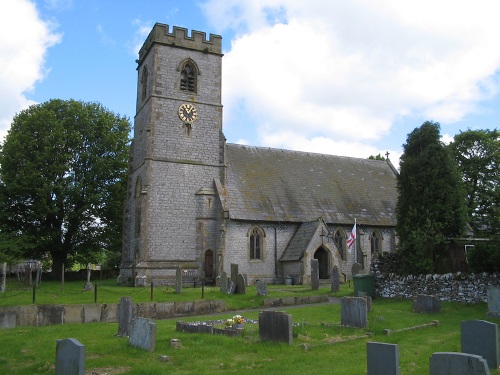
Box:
372, 259, 500, 303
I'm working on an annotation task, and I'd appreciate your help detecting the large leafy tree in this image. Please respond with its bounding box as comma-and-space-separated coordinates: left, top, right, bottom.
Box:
448, 129, 500, 237
0, 99, 130, 278
396, 121, 467, 274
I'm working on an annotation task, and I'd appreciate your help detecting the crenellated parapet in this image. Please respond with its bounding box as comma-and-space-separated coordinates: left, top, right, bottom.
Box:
138, 23, 222, 63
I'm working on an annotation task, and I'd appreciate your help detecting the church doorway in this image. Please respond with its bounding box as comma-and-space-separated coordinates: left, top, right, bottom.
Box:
314, 247, 329, 279
204, 250, 214, 278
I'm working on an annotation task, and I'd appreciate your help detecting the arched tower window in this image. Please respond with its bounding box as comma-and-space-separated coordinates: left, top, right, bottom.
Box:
371, 229, 383, 256
334, 228, 347, 260
134, 177, 142, 237
141, 66, 148, 102
180, 61, 197, 93
248, 226, 265, 260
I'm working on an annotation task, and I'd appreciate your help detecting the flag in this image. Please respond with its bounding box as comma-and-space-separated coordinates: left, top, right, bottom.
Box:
346, 222, 356, 249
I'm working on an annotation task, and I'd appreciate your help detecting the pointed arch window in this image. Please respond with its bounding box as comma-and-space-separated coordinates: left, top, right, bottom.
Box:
334, 229, 347, 260
134, 177, 142, 237
249, 227, 265, 260
180, 61, 197, 92
371, 230, 383, 256
141, 66, 148, 102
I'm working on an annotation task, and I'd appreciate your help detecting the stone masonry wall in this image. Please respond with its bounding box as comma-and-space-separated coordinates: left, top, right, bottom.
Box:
372, 258, 500, 303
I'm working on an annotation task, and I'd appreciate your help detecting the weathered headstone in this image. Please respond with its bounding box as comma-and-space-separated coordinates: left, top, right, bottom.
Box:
55, 338, 85, 375
219, 271, 228, 293
487, 286, 500, 317
429, 352, 490, 375
413, 294, 441, 313
351, 263, 363, 276
461, 320, 499, 369
331, 265, 340, 293
367, 342, 400, 375
117, 296, 134, 337
227, 280, 236, 295
236, 273, 246, 294
341, 296, 368, 328
230, 263, 238, 284
311, 259, 319, 290
259, 310, 293, 344
129, 317, 157, 352
175, 266, 182, 294
256, 280, 268, 296
358, 292, 372, 312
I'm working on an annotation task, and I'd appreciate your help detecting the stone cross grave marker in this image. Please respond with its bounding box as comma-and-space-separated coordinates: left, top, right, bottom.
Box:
129, 317, 157, 352
117, 296, 134, 337
429, 352, 490, 375
461, 320, 499, 369
311, 259, 319, 290
367, 342, 400, 375
413, 294, 440, 313
259, 310, 293, 345
487, 286, 500, 317
83, 263, 93, 291
55, 338, 85, 375
175, 266, 182, 294
256, 280, 268, 296
331, 265, 340, 292
219, 271, 228, 293
341, 296, 368, 328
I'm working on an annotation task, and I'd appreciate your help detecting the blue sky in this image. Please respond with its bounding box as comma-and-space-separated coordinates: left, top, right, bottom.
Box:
2, 0, 500, 165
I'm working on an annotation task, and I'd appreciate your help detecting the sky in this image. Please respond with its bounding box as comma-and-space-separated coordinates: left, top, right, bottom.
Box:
2, 0, 500, 165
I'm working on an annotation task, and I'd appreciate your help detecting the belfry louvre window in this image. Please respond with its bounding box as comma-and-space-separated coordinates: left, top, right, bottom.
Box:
180, 62, 196, 92
249, 227, 264, 260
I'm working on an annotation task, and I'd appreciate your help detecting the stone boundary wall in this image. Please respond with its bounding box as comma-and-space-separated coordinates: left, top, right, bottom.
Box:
0, 300, 226, 329
374, 271, 500, 303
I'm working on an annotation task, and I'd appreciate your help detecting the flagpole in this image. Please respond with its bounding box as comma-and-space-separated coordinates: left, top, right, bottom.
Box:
354, 218, 357, 263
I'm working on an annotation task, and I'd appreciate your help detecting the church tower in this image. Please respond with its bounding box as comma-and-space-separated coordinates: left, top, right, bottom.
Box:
119, 24, 225, 286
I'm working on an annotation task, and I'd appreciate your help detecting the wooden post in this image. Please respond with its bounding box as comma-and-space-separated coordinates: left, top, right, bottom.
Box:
0, 262, 6, 293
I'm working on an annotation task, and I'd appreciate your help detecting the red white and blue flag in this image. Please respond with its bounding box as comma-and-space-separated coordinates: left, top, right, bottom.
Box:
346, 222, 356, 250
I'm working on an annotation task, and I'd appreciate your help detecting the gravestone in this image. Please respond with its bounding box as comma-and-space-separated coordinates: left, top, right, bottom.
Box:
331, 265, 340, 293
83, 263, 93, 291
236, 273, 246, 294
358, 292, 372, 312
227, 280, 236, 295
461, 320, 499, 369
219, 271, 228, 293
351, 263, 363, 276
129, 317, 157, 352
175, 267, 182, 294
256, 280, 268, 296
230, 263, 238, 284
311, 259, 319, 290
367, 342, 400, 375
413, 294, 441, 313
487, 286, 500, 317
55, 338, 85, 375
341, 296, 368, 328
117, 296, 134, 337
259, 310, 293, 344
429, 352, 490, 375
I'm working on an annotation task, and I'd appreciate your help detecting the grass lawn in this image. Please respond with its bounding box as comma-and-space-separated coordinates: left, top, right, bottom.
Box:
1, 278, 499, 374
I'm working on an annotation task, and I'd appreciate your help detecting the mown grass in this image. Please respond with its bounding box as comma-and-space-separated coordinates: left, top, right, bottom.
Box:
1, 278, 499, 374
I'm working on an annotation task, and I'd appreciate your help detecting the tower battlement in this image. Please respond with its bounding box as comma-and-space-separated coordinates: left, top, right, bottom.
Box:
138, 23, 222, 63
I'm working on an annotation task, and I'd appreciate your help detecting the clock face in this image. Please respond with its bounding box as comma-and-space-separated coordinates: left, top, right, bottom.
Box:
178, 103, 198, 123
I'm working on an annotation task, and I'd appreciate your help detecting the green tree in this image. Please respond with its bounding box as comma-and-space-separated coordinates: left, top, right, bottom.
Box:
368, 153, 386, 160
396, 121, 467, 274
448, 129, 500, 237
0, 99, 130, 279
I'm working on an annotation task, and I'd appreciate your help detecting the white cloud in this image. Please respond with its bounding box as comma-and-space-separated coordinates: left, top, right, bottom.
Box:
130, 19, 154, 56
204, 0, 500, 158
0, 0, 61, 141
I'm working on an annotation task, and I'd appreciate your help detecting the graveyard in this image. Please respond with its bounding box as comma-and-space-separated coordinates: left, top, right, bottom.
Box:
1, 278, 500, 374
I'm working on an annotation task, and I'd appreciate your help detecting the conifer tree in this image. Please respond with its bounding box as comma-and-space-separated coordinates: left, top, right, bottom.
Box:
396, 121, 466, 274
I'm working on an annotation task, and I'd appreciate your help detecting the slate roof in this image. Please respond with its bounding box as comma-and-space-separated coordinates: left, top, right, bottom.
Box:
280, 221, 321, 261
223, 144, 398, 226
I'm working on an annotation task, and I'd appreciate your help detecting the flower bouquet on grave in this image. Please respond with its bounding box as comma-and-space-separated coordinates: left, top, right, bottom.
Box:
232, 315, 244, 329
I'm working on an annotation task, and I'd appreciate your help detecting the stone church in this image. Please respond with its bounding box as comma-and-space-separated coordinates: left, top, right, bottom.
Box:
118, 23, 399, 287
